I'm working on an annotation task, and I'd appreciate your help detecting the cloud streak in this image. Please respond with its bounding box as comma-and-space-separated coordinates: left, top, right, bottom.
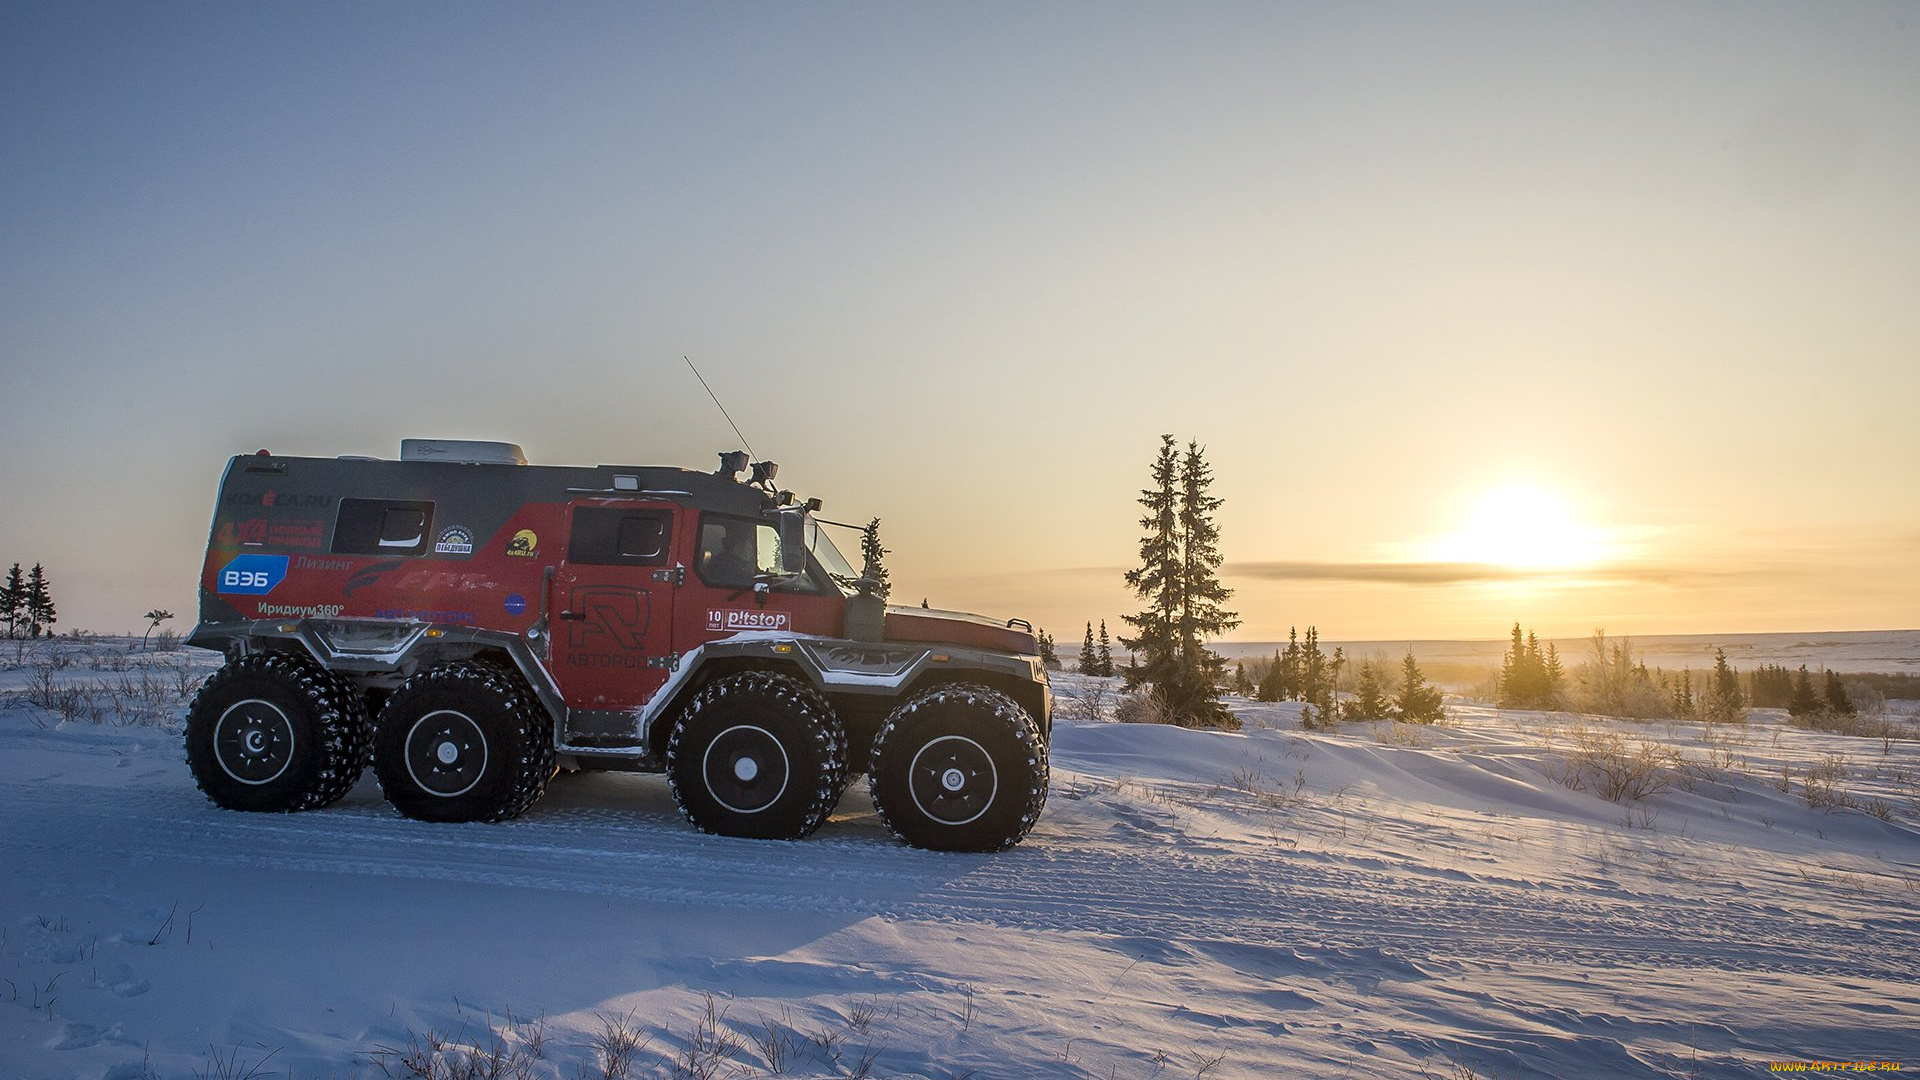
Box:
1224, 561, 1752, 588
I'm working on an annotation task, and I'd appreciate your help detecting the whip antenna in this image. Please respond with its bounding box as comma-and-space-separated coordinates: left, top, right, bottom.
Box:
684, 355, 757, 463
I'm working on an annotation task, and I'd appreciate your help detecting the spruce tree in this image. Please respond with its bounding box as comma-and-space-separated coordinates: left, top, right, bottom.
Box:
1096, 620, 1114, 677
1823, 670, 1855, 716
24, 564, 55, 638
1787, 665, 1821, 717
1120, 436, 1181, 693
1670, 669, 1695, 720
1394, 651, 1445, 723
1544, 642, 1565, 707
1174, 440, 1239, 711
1281, 627, 1303, 701
1498, 624, 1560, 709
1344, 659, 1392, 720
1079, 622, 1099, 673
1255, 649, 1285, 702
1120, 435, 1238, 727
1699, 648, 1745, 723
1749, 664, 1791, 708
1301, 627, 1326, 710
0, 564, 21, 639
858, 518, 891, 598
1497, 623, 1525, 707
1037, 629, 1060, 669
1712, 649, 1743, 706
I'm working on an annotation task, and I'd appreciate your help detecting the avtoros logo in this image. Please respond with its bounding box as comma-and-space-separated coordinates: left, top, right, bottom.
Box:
566, 587, 650, 651
216, 555, 289, 596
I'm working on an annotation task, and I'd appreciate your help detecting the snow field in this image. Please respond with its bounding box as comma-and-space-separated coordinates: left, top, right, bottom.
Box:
1, 643, 1916, 1079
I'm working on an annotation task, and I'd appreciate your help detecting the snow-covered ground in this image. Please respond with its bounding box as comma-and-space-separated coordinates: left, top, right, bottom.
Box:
3, 641, 1917, 1079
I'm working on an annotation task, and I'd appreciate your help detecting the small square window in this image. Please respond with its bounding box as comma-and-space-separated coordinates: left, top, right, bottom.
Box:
334, 499, 435, 557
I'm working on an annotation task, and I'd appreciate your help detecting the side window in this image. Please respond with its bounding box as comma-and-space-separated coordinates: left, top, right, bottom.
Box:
333, 499, 435, 557
696, 515, 792, 588
568, 507, 672, 566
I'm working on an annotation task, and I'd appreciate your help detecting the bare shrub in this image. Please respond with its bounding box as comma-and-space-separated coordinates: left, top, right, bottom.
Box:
1551, 726, 1678, 803
1570, 632, 1674, 720
587, 1009, 649, 1080
1800, 754, 1852, 811
1372, 721, 1435, 747
371, 1020, 544, 1080
1226, 764, 1306, 809
1111, 686, 1242, 730
670, 992, 742, 1080
1066, 680, 1115, 724
171, 663, 206, 699
1791, 709, 1916, 743
751, 1010, 798, 1074
193, 1043, 280, 1080
1115, 690, 1177, 726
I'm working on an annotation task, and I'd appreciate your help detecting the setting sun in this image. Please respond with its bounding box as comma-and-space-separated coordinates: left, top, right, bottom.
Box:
1427, 485, 1612, 572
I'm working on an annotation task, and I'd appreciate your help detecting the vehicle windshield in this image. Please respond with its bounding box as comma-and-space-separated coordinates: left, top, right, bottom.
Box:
805, 518, 862, 596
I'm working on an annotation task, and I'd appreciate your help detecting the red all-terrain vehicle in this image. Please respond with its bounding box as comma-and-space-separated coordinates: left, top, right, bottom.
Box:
183, 440, 1050, 851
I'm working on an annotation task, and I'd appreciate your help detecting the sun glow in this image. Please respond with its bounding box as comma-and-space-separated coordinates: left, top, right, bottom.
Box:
1427, 484, 1612, 571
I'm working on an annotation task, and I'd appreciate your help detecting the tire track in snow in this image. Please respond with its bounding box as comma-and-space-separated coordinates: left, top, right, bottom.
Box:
5, 775, 1911, 985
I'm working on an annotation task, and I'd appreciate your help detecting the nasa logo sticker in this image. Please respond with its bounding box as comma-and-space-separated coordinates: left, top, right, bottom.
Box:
504, 594, 527, 616
506, 529, 538, 557
433, 526, 475, 555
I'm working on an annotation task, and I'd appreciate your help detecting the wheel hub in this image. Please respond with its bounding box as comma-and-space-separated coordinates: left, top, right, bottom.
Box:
701, 725, 790, 814
908, 735, 999, 826
404, 710, 489, 798
213, 699, 296, 786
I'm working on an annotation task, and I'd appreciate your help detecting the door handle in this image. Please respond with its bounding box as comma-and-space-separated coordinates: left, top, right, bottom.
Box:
557, 611, 586, 621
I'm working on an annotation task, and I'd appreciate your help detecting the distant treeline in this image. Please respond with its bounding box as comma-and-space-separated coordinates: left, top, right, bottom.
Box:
1826, 670, 1920, 701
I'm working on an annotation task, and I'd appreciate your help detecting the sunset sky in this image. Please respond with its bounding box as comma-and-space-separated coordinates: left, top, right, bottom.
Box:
3, 2, 1915, 642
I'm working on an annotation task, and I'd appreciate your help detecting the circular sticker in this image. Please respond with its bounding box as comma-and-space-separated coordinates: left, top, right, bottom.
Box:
504, 594, 527, 616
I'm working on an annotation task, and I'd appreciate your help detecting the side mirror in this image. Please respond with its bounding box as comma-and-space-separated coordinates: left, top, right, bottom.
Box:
775, 511, 809, 575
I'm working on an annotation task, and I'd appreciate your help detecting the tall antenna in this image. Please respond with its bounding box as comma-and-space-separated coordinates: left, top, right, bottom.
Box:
684, 355, 757, 462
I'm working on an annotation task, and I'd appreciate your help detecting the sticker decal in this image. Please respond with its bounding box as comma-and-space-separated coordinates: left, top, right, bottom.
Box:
706, 609, 791, 633
504, 593, 527, 616
506, 529, 538, 557
565, 587, 650, 651
373, 608, 477, 626
216, 554, 289, 596
433, 526, 475, 555
227, 517, 325, 550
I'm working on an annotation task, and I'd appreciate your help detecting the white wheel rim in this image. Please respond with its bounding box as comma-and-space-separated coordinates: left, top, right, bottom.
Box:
701, 724, 791, 814
908, 735, 998, 826
213, 698, 296, 786
404, 709, 489, 798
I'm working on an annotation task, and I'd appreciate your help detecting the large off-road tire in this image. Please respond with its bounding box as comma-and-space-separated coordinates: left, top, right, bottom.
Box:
869, 684, 1048, 852
184, 652, 371, 813
373, 662, 555, 823
666, 672, 847, 841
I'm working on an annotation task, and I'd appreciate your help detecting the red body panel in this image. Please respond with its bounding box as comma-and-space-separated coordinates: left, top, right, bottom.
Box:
201, 497, 849, 711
